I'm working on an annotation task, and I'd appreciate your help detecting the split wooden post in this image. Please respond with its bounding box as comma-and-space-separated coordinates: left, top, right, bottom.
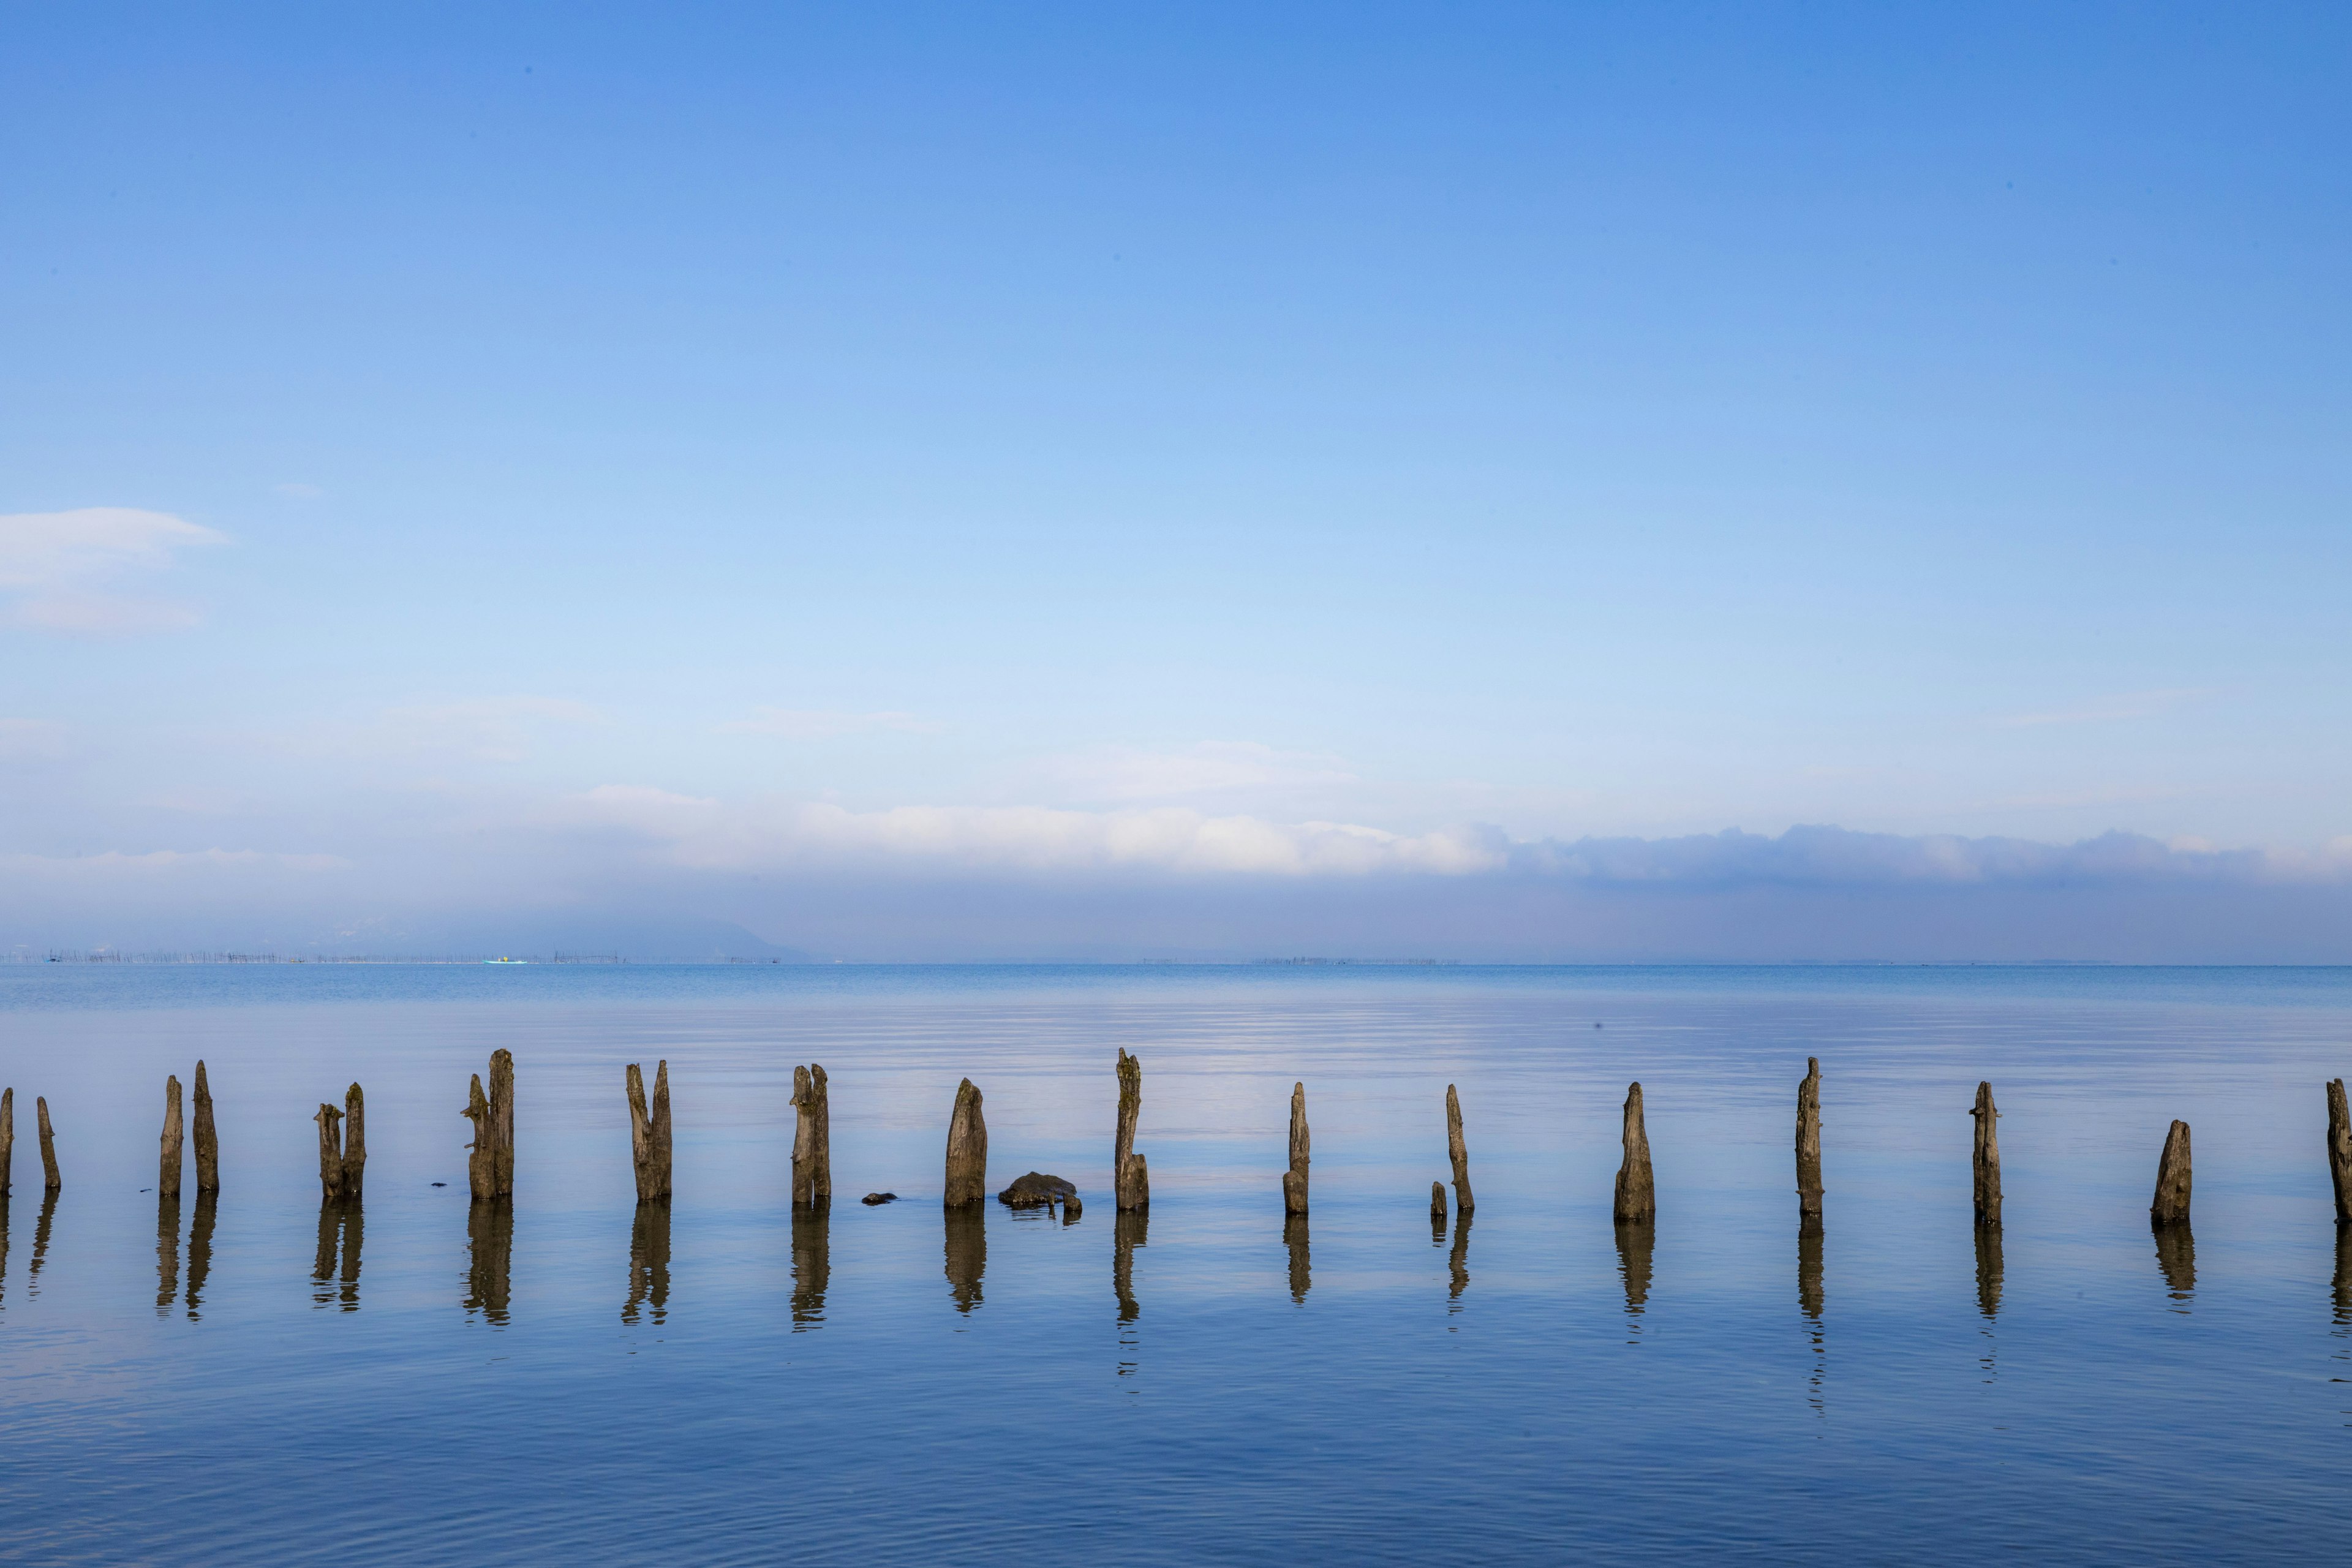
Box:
36, 1096, 59, 1192
314, 1102, 345, 1202
462, 1074, 495, 1200
1445, 1084, 1473, 1216
2, 1086, 15, 1194
489, 1049, 516, 1200
342, 1084, 366, 1200
1282, 1082, 1310, 1215
1114, 1050, 1149, 1210
192, 1060, 219, 1193
2151, 1118, 2193, 1227
1971, 1082, 2001, 1226
808, 1063, 829, 1205
1614, 1082, 1656, 1223
1795, 1057, 1824, 1219
159, 1075, 184, 1199
2327, 1079, 2352, 1225
943, 1079, 987, 1206
790, 1063, 828, 1208
627, 1061, 673, 1204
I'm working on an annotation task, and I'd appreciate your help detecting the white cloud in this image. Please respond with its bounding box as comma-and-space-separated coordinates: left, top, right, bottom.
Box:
1041, 740, 1359, 804
717, 707, 937, 739
0, 507, 228, 635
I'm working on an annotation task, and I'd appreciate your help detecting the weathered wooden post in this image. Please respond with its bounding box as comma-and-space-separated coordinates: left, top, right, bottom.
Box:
192, 1060, 219, 1193
1971, 1081, 2001, 1226
36, 1096, 59, 1192
943, 1078, 987, 1206
342, 1084, 366, 1200
314, 1102, 345, 1202
2327, 1079, 2352, 1224
1, 1086, 14, 1194
159, 1076, 184, 1199
1283, 1082, 1310, 1215
790, 1063, 831, 1208
1429, 1180, 1447, 1223
462, 1074, 495, 1200
1445, 1084, 1473, 1216
489, 1049, 516, 1199
627, 1061, 673, 1203
1114, 1049, 1149, 1210
1795, 1057, 1823, 1219
1614, 1082, 1655, 1223
2150, 1118, 2192, 1227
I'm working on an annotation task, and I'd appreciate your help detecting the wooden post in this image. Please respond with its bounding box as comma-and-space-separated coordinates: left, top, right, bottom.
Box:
2, 1086, 15, 1194
807, 1063, 829, 1206
790, 1065, 817, 1207
159, 1075, 184, 1199
1614, 1081, 1655, 1223
628, 1062, 673, 1204
192, 1060, 219, 1193
488, 1049, 515, 1199
1795, 1057, 1823, 1218
36, 1096, 59, 1192
1114, 1049, 1149, 1211
1282, 1082, 1310, 1215
1445, 1084, 1473, 1216
2150, 1118, 2192, 1227
943, 1078, 987, 1206
2327, 1079, 2352, 1224
462, 1074, 494, 1200
342, 1084, 366, 1200
1430, 1180, 1447, 1222
1970, 1081, 2001, 1226
314, 1102, 345, 1202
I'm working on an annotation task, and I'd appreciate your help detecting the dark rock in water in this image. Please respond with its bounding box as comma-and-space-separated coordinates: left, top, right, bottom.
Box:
431, 1182, 447, 1188
998, 1172, 1077, 1208
861, 1191, 898, 1205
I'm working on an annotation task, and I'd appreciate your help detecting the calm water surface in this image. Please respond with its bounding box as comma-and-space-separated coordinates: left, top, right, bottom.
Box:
3, 964, 2350, 1564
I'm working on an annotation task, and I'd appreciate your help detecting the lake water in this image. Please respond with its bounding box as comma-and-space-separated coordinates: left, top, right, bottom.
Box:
3, 963, 2350, 1564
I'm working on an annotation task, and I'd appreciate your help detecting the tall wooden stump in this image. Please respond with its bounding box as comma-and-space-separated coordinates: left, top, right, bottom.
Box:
1282, 1082, 1310, 1215
159, 1075, 184, 1199
462, 1074, 495, 1201
488, 1049, 516, 1200
943, 1078, 987, 1207
2327, 1079, 2352, 1224
314, 1102, 346, 1202
1445, 1084, 1474, 1216
36, 1096, 59, 1192
627, 1061, 673, 1204
0, 1087, 12, 1194
1795, 1057, 1823, 1218
1114, 1049, 1149, 1210
790, 1063, 829, 1208
2150, 1119, 2192, 1227
192, 1060, 219, 1193
341, 1084, 366, 1199
1614, 1082, 1656, 1223
1430, 1180, 1447, 1223
1971, 1081, 2001, 1226
943, 1203, 986, 1313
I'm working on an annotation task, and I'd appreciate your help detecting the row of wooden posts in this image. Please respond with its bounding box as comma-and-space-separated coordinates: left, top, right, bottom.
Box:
10, 1057, 2352, 1232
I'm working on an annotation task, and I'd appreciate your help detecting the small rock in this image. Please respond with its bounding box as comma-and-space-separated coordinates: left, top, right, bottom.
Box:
431, 1181, 447, 1188
861, 1191, 898, 1205
998, 1172, 1077, 1208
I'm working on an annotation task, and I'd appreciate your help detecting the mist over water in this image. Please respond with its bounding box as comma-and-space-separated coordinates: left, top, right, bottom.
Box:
2, 963, 2350, 1562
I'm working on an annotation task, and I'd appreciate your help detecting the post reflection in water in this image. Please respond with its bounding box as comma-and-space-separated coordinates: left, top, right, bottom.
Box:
1114, 1207, 1146, 1376
625, 1201, 671, 1325
789, 1204, 828, 1330
184, 1192, 216, 1319
1283, 1213, 1310, 1305
312, 1202, 364, 1311
1974, 1222, 2003, 1382
1798, 1216, 1826, 1417
30, 1188, 57, 1298
156, 1194, 182, 1316
1447, 1213, 1472, 1310
2154, 1223, 2196, 1310
1613, 1221, 1654, 1343
943, 1205, 986, 1315
0, 1192, 10, 1310
464, 1202, 513, 1324
2332, 1226, 2352, 1425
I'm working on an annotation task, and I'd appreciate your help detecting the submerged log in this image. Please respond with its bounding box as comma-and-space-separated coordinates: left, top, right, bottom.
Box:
627, 1061, 673, 1204
488, 1049, 516, 1200
192, 1060, 219, 1193
1970, 1081, 2002, 1225
159, 1075, 184, 1199
1614, 1082, 1656, 1223
1446, 1084, 1473, 1216
1114, 1049, 1148, 1211
36, 1096, 59, 1192
943, 1079, 988, 1206
462, 1073, 495, 1200
1283, 1082, 1310, 1215
2328, 1079, 2352, 1225
1795, 1057, 1824, 1218
2150, 1118, 2193, 1227
314, 1102, 345, 1202
0, 1087, 11, 1194
342, 1083, 366, 1200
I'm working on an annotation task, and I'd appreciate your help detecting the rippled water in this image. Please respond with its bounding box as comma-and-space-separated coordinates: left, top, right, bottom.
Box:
3, 963, 2350, 1563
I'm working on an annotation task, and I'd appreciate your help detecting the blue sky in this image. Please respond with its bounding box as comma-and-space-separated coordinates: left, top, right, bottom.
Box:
3, 3, 2348, 959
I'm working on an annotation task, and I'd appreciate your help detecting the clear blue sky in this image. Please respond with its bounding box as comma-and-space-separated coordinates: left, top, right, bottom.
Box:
2, 3, 2348, 958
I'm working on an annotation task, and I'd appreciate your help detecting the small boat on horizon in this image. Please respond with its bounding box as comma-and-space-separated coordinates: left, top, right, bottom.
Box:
483, 956, 529, 965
